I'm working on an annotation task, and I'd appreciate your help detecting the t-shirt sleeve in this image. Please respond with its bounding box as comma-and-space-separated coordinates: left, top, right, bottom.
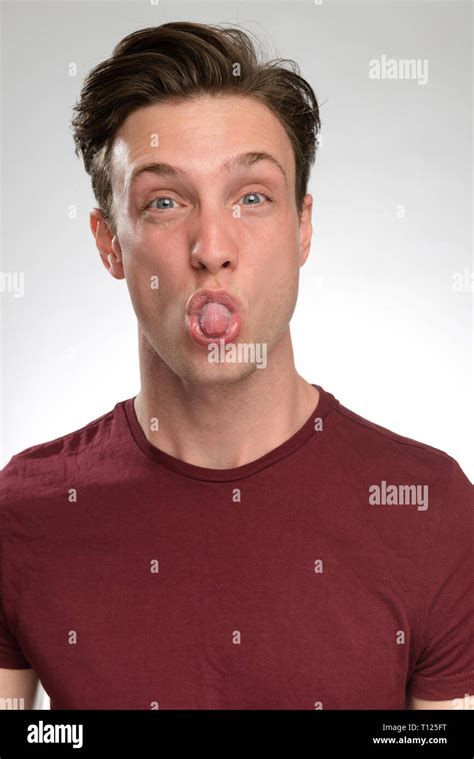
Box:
0, 598, 31, 669
408, 458, 474, 701
0, 460, 32, 669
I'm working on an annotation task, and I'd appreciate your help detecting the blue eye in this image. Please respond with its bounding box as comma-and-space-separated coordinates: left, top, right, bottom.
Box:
241, 192, 266, 205
145, 191, 271, 214
149, 197, 177, 210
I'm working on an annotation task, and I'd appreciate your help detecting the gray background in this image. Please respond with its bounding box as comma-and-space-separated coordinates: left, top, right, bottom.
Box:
0, 0, 472, 707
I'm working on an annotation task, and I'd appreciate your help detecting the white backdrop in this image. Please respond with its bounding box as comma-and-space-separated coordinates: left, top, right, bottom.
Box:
1, 0, 472, 709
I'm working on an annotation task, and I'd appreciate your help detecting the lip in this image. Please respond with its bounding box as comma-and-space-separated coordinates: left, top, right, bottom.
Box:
185, 288, 243, 346
186, 288, 242, 315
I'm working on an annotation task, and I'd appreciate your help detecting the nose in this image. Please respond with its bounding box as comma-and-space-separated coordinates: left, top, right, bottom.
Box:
189, 205, 238, 274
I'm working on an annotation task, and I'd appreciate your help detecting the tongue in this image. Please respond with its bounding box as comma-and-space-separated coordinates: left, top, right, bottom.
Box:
199, 302, 232, 337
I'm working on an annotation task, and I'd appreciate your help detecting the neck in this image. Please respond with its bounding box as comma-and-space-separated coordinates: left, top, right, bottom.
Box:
133, 327, 319, 470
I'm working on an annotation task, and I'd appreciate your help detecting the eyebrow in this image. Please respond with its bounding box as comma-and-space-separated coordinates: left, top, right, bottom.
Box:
127, 150, 288, 191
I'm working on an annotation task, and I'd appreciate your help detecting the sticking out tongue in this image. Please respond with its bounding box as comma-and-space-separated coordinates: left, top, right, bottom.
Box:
199, 302, 232, 337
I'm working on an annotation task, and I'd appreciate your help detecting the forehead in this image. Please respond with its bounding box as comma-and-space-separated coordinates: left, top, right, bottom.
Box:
110, 95, 296, 195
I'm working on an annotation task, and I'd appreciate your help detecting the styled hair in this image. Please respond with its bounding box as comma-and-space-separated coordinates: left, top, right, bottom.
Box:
70, 21, 321, 231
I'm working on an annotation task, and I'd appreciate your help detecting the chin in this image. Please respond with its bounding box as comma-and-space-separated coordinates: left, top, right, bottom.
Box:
180, 358, 259, 387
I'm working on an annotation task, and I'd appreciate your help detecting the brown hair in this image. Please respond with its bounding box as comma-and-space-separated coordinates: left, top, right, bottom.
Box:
70, 21, 321, 232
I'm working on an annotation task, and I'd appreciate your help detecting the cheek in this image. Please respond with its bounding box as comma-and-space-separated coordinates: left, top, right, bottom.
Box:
123, 250, 154, 302
261, 221, 301, 285
118, 235, 163, 326
248, 233, 300, 329
122, 237, 190, 330
120, 227, 164, 289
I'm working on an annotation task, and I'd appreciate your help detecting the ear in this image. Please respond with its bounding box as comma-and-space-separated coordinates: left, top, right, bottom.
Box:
298, 193, 313, 267
89, 208, 125, 280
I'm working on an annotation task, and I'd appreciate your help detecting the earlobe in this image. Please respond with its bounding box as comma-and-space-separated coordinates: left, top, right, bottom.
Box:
89, 208, 125, 280
104, 235, 125, 279
298, 194, 313, 266
111, 235, 122, 258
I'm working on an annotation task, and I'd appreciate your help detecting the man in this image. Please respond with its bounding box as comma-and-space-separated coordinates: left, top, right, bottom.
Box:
0, 22, 472, 710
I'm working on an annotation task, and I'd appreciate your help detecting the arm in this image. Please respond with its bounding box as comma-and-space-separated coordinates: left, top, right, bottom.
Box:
407, 461, 474, 707
409, 693, 472, 710
0, 667, 39, 709
409, 695, 453, 709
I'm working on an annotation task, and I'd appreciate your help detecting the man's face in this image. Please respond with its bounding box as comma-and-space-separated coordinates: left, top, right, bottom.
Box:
97, 94, 312, 385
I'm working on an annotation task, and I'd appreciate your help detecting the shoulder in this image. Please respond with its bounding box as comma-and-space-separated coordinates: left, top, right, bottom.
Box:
328, 394, 465, 485
0, 402, 122, 509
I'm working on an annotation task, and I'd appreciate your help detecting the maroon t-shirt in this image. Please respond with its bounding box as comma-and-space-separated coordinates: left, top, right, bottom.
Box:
0, 384, 472, 710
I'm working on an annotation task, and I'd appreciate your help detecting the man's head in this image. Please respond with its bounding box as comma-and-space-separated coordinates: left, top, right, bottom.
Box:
71, 22, 321, 384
